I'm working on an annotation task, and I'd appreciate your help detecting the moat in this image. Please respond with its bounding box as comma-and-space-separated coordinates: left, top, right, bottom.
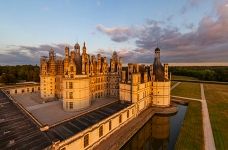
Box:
121, 104, 187, 150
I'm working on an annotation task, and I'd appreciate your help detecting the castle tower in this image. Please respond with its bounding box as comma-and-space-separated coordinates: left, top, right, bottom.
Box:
86, 55, 90, 75
82, 42, 86, 54
97, 54, 101, 73
118, 57, 122, 75
102, 57, 108, 73
71, 51, 76, 61
150, 65, 154, 81
49, 48, 56, 75
128, 63, 133, 81
74, 42, 80, 54
164, 64, 168, 80
121, 70, 126, 83
152, 47, 170, 107
40, 56, 48, 76
64, 47, 69, 73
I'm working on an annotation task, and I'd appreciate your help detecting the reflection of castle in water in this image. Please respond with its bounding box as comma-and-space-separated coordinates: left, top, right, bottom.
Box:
121, 115, 170, 150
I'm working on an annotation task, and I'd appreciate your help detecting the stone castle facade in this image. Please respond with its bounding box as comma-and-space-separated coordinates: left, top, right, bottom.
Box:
40, 42, 170, 111
40, 42, 122, 111
119, 47, 170, 107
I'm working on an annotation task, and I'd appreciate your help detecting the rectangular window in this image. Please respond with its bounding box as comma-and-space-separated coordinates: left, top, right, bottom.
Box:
69, 92, 73, 99
66, 82, 68, 89
69, 102, 73, 109
70, 66, 73, 72
99, 126, 103, 137
109, 121, 112, 131
69, 82, 73, 89
15, 90, 17, 94
66, 102, 68, 109
127, 110, 129, 118
84, 134, 89, 148
119, 114, 122, 124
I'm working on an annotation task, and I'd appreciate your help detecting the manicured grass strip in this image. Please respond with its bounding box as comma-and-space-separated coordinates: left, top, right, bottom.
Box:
171, 82, 201, 99
172, 75, 199, 81
175, 101, 203, 150
204, 84, 228, 150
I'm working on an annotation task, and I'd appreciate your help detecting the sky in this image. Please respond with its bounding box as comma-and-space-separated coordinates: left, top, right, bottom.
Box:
0, 0, 228, 65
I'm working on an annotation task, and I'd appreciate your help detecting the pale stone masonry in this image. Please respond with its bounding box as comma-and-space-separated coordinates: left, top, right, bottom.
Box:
1, 44, 172, 150
119, 47, 170, 107
40, 42, 122, 111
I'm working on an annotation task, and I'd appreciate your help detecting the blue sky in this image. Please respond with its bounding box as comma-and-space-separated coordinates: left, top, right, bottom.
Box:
0, 0, 228, 65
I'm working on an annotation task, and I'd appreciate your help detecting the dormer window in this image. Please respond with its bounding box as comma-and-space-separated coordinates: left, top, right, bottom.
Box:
70, 66, 73, 72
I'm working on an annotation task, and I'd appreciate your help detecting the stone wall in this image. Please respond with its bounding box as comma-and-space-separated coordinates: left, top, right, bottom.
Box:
4, 84, 40, 95
53, 98, 149, 150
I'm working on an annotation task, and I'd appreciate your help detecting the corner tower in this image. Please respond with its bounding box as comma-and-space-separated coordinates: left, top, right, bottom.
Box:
151, 47, 170, 107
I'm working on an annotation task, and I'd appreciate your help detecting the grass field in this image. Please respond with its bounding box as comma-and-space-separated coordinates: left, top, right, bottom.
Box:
175, 101, 203, 150
204, 84, 228, 149
171, 82, 201, 99
172, 75, 199, 81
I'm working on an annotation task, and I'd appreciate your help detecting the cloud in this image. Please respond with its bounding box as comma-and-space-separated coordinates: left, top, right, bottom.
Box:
181, 0, 205, 14
96, 24, 138, 42
96, 2, 228, 63
0, 44, 67, 65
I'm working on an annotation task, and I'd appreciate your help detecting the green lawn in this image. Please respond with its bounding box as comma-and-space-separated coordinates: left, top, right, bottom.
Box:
172, 82, 201, 99
204, 84, 228, 150
172, 75, 199, 81
175, 101, 204, 150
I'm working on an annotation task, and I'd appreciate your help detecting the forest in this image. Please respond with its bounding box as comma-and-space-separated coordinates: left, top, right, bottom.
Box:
0, 65, 40, 84
169, 66, 228, 82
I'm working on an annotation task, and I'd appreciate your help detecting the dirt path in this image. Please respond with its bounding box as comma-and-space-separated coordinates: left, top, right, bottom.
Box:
201, 83, 216, 150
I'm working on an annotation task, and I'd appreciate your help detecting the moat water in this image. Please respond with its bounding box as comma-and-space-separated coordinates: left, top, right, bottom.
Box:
121, 104, 187, 150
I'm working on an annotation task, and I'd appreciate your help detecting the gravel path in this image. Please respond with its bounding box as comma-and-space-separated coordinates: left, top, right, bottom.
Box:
171, 82, 181, 90
201, 83, 216, 150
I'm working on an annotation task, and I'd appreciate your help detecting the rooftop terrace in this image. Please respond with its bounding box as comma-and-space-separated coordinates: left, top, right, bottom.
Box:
0, 90, 131, 149
0, 90, 51, 150
46, 101, 131, 141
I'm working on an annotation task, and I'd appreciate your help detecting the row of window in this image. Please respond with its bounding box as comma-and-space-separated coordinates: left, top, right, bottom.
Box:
13, 87, 38, 94
83, 109, 132, 148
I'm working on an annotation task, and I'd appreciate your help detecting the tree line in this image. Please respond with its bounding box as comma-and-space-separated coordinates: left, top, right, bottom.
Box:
169, 66, 228, 82
1, 65, 227, 83
0, 65, 40, 84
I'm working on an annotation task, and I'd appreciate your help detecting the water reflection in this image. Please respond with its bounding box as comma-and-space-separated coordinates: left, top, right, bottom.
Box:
121, 105, 187, 150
